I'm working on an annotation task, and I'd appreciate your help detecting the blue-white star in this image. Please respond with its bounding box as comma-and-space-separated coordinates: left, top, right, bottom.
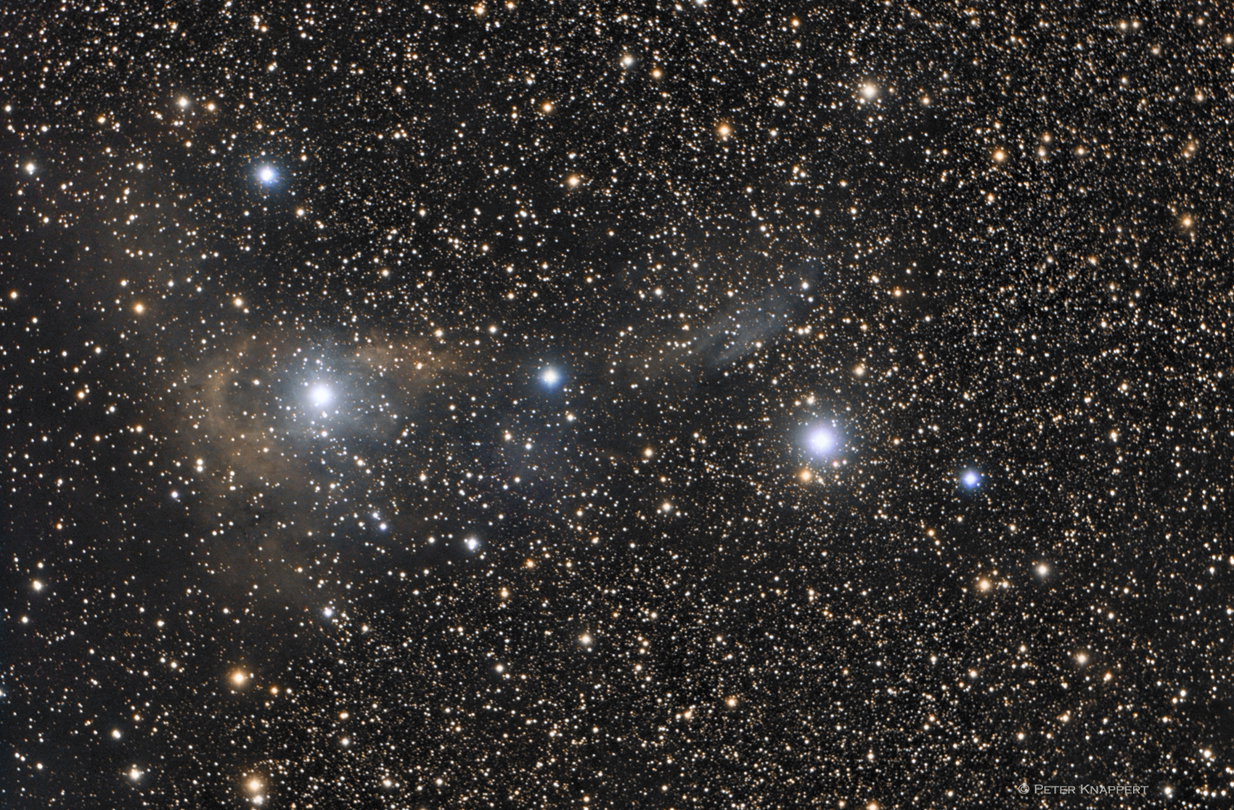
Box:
310, 384, 332, 407
806, 425, 838, 456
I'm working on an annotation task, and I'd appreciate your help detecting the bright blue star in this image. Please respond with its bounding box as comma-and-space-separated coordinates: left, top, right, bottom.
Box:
310, 384, 332, 407
962, 469, 981, 488
257, 164, 278, 184
541, 367, 562, 386
806, 425, 838, 456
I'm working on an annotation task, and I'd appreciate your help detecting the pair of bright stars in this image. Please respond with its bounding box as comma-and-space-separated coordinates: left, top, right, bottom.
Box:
805, 424, 982, 488
305, 367, 557, 411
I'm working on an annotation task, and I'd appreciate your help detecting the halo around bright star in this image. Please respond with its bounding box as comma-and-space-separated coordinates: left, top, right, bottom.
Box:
541, 367, 561, 386
962, 469, 981, 488
806, 425, 838, 455
310, 384, 332, 407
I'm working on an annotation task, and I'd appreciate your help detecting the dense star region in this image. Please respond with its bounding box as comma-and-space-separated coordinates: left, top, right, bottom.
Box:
3, 3, 1232, 809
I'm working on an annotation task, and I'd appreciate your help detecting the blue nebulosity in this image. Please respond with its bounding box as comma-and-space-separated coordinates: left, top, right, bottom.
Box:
5, 4, 1228, 808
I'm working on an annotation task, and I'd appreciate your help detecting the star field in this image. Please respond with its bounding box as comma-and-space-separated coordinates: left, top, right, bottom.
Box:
3, 3, 1233, 809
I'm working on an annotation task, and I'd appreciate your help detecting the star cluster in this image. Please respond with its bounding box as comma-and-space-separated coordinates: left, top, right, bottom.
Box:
3, 3, 1233, 809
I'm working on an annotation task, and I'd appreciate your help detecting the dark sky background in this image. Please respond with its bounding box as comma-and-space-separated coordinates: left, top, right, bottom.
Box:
2, 2, 1232, 808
